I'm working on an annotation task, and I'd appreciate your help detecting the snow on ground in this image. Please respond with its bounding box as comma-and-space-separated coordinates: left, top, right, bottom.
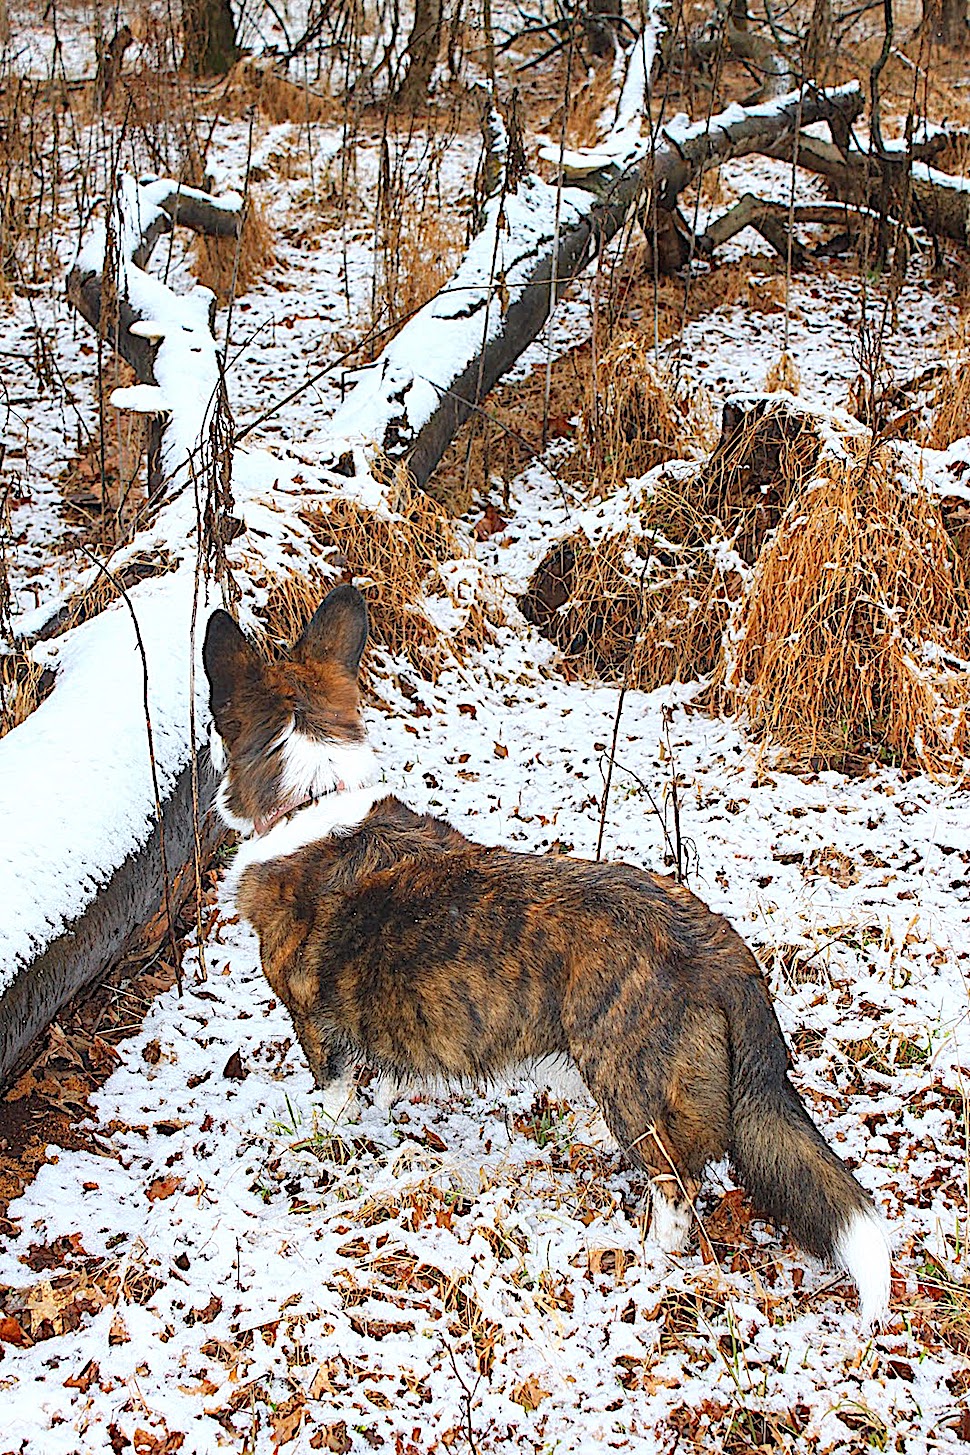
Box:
1, 620, 969, 1452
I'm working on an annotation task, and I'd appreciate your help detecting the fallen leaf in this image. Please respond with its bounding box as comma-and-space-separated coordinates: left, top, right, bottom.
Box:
0, 1315, 29, 1346
269, 1395, 305, 1447
473, 504, 508, 540
310, 1422, 352, 1453
186, 1294, 222, 1326
222, 1050, 248, 1081
512, 1376, 549, 1412
146, 1175, 183, 1202
494, 743, 508, 759
64, 1358, 100, 1391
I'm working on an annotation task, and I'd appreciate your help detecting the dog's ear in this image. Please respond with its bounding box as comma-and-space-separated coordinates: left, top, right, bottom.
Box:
296, 584, 368, 677
203, 611, 262, 733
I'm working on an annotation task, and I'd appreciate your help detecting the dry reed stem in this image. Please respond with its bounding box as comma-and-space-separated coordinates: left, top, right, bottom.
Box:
372, 203, 462, 344
721, 445, 970, 774
925, 324, 970, 450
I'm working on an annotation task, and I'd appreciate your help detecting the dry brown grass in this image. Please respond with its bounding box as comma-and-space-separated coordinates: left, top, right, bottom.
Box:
523, 396, 825, 691
221, 57, 338, 125
719, 444, 970, 773
764, 351, 801, 395
190, 197, 275, 304
48, 552, 178, 640
582, 334, 716, 490
522, 511, 738, 691
0, 653, 52, 740
270, 466, 507, 678
924, 324, 970, 450
372, 204, 462, 344
58, 371, 149, 547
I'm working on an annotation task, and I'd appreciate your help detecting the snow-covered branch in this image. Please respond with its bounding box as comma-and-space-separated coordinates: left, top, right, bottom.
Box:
323, 81, 864, 487
67, 174, 242, 493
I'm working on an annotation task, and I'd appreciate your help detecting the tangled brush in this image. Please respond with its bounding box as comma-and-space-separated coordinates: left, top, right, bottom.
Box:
580, 335, 708, 489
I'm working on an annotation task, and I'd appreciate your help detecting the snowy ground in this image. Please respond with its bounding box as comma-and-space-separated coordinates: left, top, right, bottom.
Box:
2, 605, 970, 1453
3, 13, 970, 1453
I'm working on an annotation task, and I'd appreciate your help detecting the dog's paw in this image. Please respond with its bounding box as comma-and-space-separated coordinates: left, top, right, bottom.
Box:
649, 1184, 692, 1253
313, 1072, 360, 1128
372, 1074, 413, 1112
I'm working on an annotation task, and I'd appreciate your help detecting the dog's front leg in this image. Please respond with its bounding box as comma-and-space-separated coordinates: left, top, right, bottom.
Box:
292, 1013, 358, 1124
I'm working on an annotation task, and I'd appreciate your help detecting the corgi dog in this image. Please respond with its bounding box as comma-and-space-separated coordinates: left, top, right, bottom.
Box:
203, 584, 891, 1323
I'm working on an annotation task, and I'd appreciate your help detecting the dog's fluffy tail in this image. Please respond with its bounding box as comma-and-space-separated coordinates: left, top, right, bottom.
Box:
723, 975, 891, 1324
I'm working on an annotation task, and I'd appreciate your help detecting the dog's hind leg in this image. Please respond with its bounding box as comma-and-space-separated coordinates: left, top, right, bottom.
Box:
571, 1003, 731, 1254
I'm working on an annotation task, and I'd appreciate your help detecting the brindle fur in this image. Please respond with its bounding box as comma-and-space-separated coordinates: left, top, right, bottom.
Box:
205, 586, 882, 1283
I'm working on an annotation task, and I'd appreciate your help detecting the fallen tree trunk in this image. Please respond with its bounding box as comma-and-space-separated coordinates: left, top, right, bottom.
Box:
327, 80, 864, 488
0, 177, 243, 1089
764, 126, 970, 246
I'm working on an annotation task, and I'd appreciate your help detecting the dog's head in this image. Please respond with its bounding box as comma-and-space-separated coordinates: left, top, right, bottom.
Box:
203, 584, 373, 835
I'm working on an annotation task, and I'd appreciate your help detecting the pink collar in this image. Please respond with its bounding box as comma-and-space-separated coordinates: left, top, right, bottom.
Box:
254, 781, 345, 837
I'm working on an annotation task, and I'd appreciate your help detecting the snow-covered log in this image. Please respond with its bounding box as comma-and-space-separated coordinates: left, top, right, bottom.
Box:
0, 179, 246, 1088
67, 174, 241, 492
765, 126, 970, 246
328, 80, 863, 487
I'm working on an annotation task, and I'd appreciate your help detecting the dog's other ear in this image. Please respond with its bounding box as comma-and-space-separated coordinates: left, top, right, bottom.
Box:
203, 610, 261, 725
296, 584, 369, 677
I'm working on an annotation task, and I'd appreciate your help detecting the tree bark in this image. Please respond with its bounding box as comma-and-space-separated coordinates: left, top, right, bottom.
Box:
921, 0, 970, 48
182, 0, 241, 76
396, 0, 444, 102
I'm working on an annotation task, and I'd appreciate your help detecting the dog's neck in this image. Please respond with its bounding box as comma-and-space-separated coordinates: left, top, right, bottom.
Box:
254, 783, 346, 837
223, 735, 382, 901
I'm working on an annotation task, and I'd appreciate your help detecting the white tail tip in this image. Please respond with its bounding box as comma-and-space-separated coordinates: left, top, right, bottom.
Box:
835, 1208, 892, 1325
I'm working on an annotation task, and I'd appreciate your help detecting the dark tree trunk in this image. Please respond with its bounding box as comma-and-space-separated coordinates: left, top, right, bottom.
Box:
922, 0, 970, 47
585, 0, 623, 59
182, 0, 240, 76
397, 0, 444, 102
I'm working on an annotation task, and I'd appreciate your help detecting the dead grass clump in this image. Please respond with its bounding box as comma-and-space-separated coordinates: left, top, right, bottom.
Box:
765, 351, 801, 395
256, 561, 339, 659
46, 552, 178, 641
59, 373, 149, 547
302, 468, 504, 677
720, 446, 970, 773
373, 207, 462, 343
924, 328, 970, 450
523, 398, 827, 691
190, 198, 275, 304
222, 57, 336, 124
521, 479, 742, 691
581, 337, 695, 489
0, 652, 53, 740
432, 342, 595, 511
